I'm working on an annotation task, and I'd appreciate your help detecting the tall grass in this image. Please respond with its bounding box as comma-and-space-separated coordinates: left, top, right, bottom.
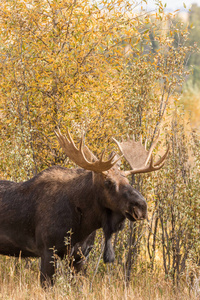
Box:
0, 255, 199, 300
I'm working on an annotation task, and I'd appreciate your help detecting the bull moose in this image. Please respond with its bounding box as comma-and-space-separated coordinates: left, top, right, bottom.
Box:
0, 129, 169, 286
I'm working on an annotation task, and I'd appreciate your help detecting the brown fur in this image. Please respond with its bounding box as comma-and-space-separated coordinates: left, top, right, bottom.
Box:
0, 165, 147, 286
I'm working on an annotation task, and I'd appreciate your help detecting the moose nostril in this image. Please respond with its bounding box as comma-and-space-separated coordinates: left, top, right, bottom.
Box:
134, 206, 146, 220
133, 207, 141, 219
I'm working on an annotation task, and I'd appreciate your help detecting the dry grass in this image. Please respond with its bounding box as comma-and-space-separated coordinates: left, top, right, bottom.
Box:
0, 256, 199, 300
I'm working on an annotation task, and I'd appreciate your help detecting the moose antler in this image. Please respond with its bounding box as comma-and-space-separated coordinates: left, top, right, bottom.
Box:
113, 131, 169, 175
55, 129, 119, 173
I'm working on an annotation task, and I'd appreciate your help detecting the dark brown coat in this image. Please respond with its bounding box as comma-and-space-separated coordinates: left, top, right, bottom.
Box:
0, 165, 147, 286
0, 128, 168, 286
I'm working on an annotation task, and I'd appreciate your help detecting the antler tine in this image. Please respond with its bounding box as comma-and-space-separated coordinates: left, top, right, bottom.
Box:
144, 130, 160, 166
79, 133, 84, 151
112, 137, 123, 153
124, 153, 166, 176
55, 129, 67, 150
111, 154, 124, 165
55, 128, 119, 173
145, 139, 147, 150
67, 128, 77, 149
154, 144, 170, 167
99, 149, 105, 162
113, 129, 168, 176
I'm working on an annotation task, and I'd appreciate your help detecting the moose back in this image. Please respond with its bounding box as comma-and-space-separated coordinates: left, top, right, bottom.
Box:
0, 129, 168, 286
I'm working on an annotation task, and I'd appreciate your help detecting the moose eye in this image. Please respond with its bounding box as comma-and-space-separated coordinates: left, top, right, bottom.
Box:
122, 188, 133, 199
122, 191, 129, 199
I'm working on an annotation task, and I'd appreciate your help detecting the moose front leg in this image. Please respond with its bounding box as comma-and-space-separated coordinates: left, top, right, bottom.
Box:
40, 249, 57, 287
103, 235, 115, 263
102, 210, 125, 263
